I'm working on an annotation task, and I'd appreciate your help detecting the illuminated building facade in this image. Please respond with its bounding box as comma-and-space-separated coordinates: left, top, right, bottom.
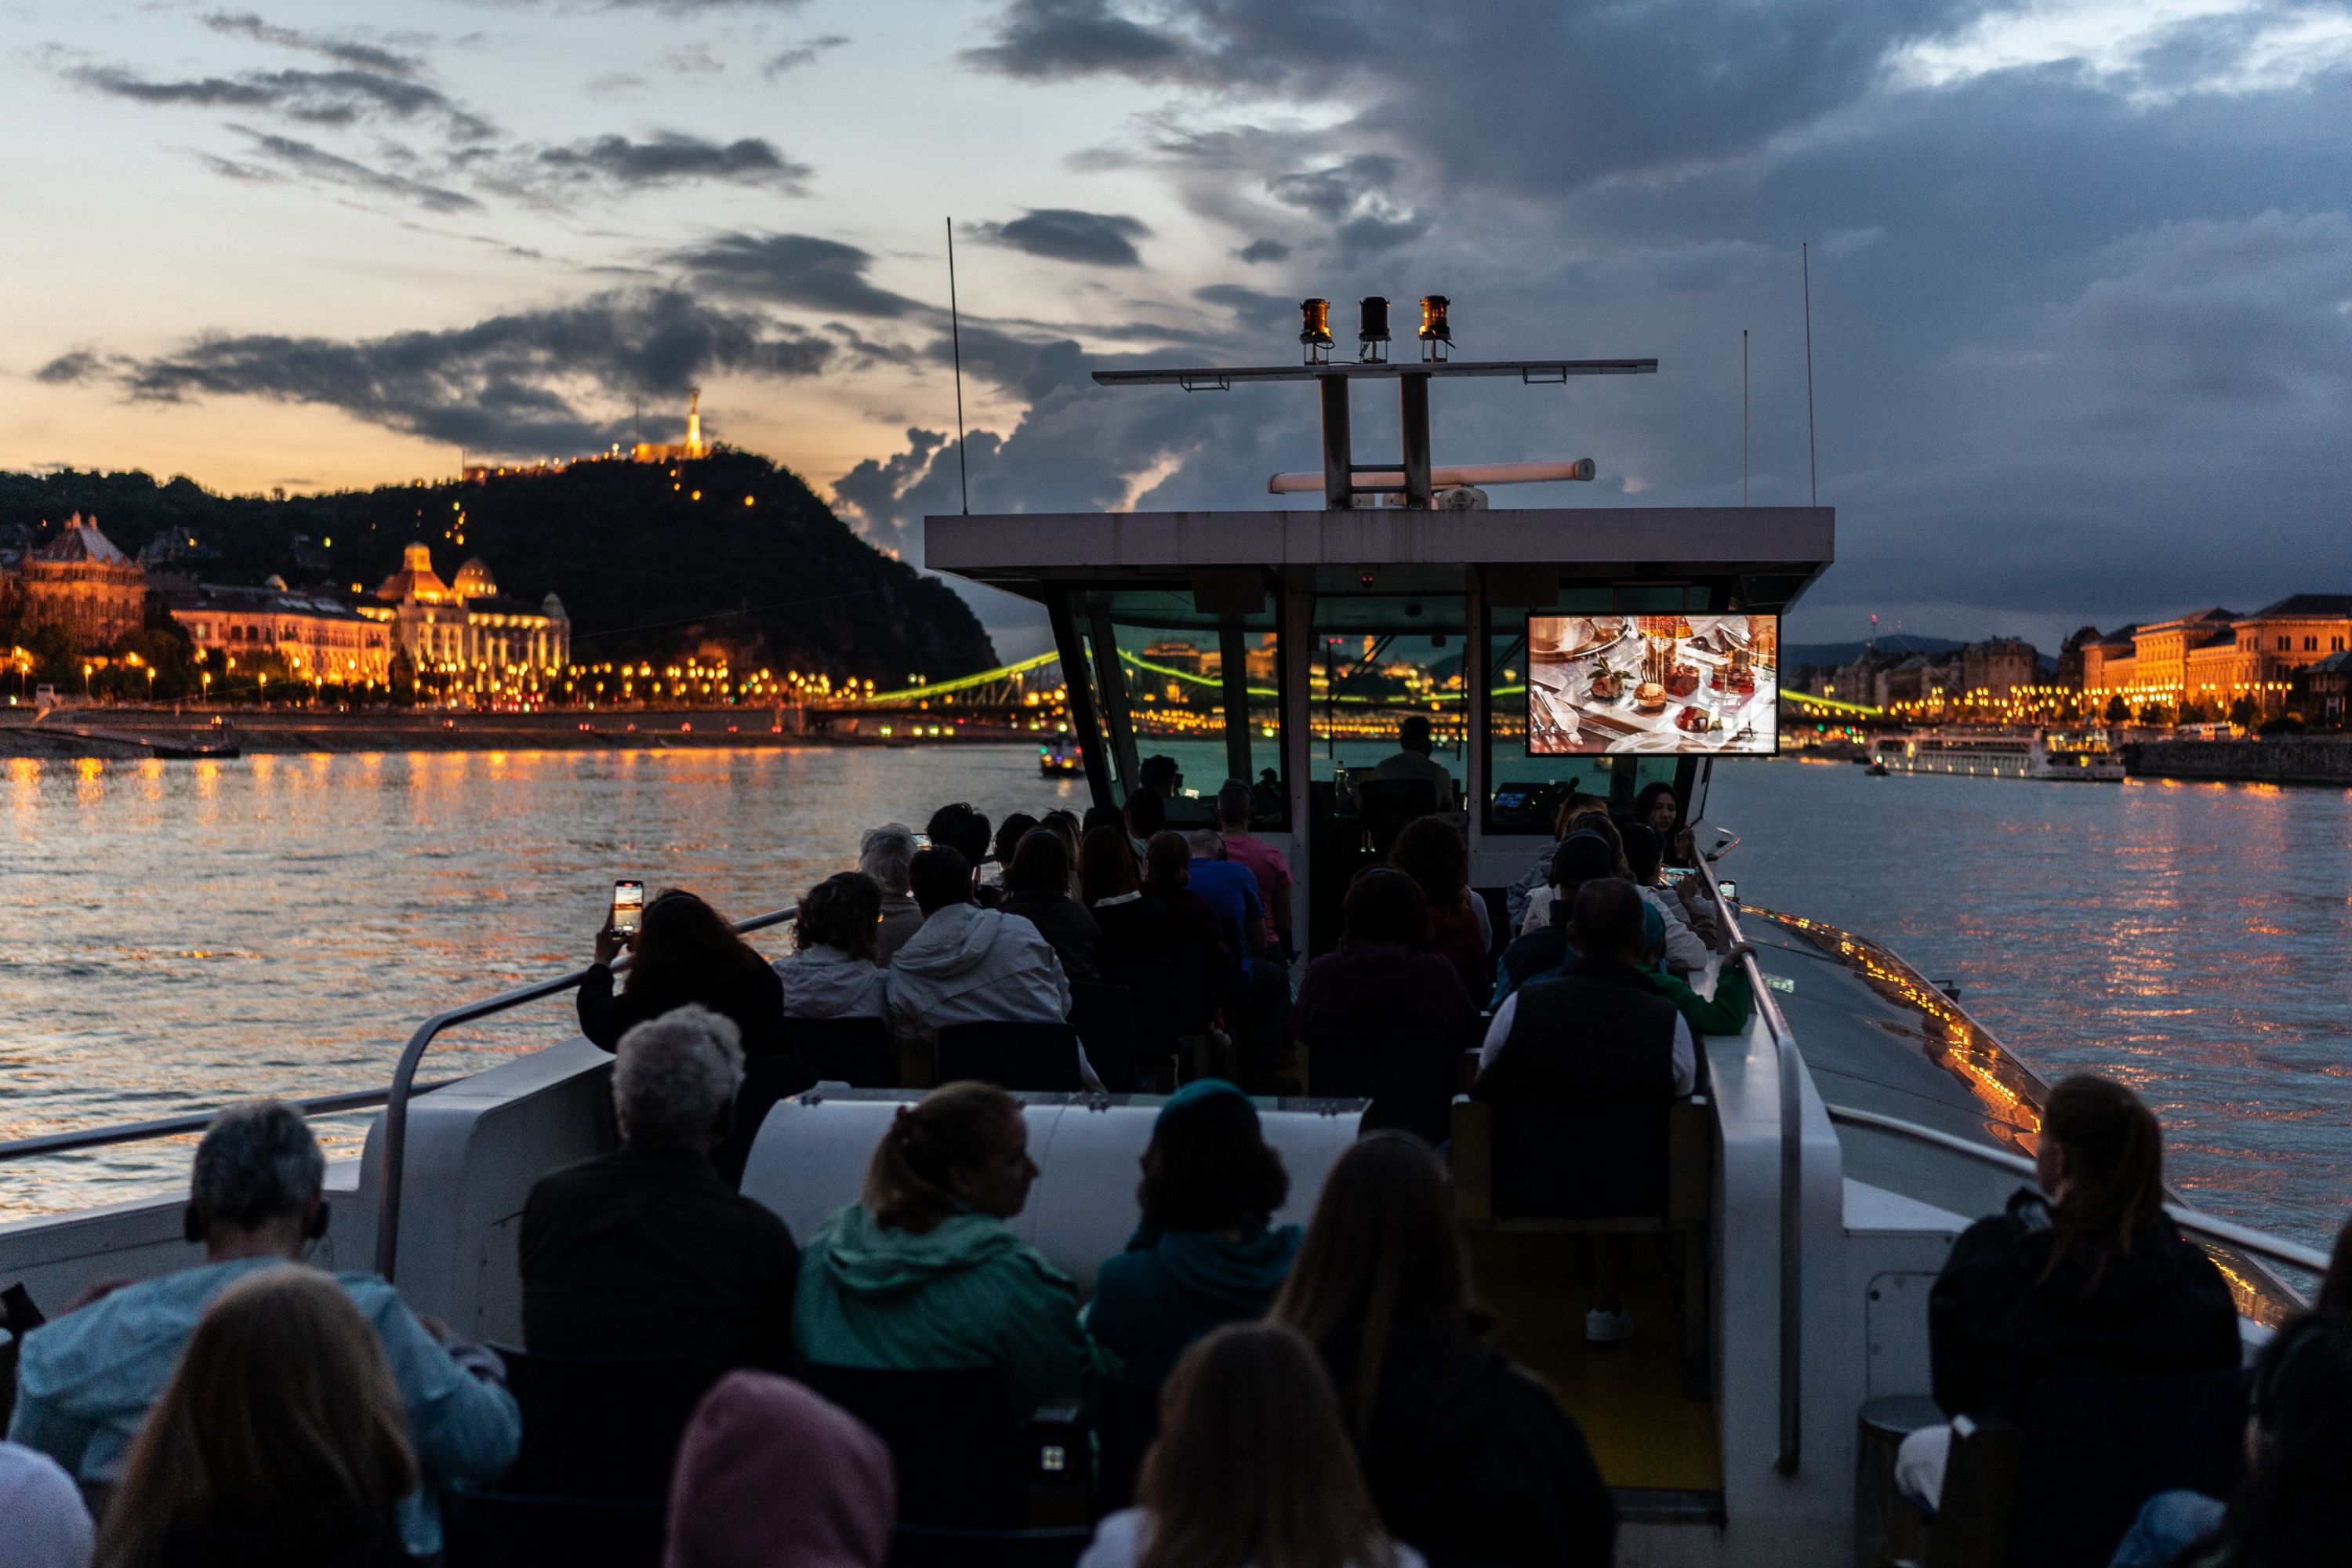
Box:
631, 387, 708, 464
2079, 596, 2352, 712
4, 514, 147, 652
363, 543, 570, 672
165, 582, 393, 684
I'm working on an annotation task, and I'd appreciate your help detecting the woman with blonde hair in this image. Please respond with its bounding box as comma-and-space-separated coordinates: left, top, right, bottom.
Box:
791, 1082, 1092, 1417
1080, 1322, 1420, 1568
94, 1268, 416, 1568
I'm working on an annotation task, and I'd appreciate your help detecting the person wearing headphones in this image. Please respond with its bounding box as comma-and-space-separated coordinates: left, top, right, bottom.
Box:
5, 1100, 519, 1557
519, 1006, 800, 1369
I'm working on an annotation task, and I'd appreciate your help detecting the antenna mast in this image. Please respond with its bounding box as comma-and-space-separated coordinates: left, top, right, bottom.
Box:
1741, 328, 1749, 509
1802, 243, 1818, 506
946, 217, 969, 516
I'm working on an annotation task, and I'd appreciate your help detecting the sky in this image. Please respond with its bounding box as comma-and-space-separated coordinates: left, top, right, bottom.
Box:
4, 0, 2349, 662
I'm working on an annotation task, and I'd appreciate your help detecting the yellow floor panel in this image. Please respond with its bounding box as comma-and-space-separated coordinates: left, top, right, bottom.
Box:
1469, 1230, 1722, 1494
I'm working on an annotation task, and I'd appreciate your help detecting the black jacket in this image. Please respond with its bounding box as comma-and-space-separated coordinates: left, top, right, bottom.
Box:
999, 891, 1100, 981
576, 959, 788, 1059
520, 1145, 800, 1371
1929, 1188, 2241, 1421
1319, 1319, 1614, 1568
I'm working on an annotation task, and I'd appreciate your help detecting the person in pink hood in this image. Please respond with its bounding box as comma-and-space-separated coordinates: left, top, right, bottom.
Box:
664, 1371, 895, 1568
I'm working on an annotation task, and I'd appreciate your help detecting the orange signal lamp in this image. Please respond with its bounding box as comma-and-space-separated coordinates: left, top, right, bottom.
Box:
1418, 295, 1451, 361
1299, 298, 1334, 364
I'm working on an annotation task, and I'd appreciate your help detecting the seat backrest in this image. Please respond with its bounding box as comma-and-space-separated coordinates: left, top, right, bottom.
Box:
1489, 1098, 1670, 1221
711, 1050, 816, 1188
786, 1014, 898, 1088
937, 1021, 1084, 1092
1304, 1026, 1457, 1147
442, 1482, 668, 1568
2009, 1369, 2248, 1568
1356, 778, 1439, 855
793, 1362, 1031, 1528
1093, 1377, 1160, 1515
1067, 982, 1141, 1093
887, 1525, 1094, 1568
497, 1347, 723, 1499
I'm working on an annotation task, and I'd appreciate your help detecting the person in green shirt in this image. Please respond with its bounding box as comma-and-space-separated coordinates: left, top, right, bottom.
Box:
793, 1082, 1092, 1418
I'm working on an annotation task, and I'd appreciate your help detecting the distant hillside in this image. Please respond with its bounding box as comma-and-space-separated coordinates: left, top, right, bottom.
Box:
0, 452, 995, 679
1783, 635, 1968, 669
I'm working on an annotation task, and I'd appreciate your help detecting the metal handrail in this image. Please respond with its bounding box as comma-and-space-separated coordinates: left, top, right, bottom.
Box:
0, 1080, 462, 1165
1691, 862, 1802, 1477
1825, 1102, 2333, 1279
372, 906, 797, 1281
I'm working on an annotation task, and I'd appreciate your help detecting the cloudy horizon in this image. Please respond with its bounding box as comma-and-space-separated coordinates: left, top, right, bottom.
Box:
6, 0, 2349, 659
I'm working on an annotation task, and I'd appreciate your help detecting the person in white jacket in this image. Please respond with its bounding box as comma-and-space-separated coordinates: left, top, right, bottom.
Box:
887, 846, 1101, 1090
774, 871, 888, 1019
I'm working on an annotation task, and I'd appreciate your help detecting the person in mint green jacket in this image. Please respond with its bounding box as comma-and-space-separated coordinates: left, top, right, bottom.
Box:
793, 1081, 1093, 1417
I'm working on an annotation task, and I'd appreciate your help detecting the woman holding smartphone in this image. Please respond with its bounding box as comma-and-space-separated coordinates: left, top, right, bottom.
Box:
583, 888, 787, 1058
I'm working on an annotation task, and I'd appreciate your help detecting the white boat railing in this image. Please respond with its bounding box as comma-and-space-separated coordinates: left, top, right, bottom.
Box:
371, 906, 798, 1280
1824, 1102, 2331, 1281
1693, 865, 1805, 1476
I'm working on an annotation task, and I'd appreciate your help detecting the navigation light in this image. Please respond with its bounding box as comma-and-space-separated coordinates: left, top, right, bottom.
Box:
1299, 298, 1333, 364
1358, 296, 1391, 362
1418, 295, 1451, 361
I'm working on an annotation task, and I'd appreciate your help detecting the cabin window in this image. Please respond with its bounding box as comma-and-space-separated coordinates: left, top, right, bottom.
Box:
1305, 593, 1467, 796
1065, 586, 1283, 829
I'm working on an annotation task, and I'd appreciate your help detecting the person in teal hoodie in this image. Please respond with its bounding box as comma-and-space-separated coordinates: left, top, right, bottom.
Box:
1087, 1080, 1303, 1393
793, 1081, 1093, 1417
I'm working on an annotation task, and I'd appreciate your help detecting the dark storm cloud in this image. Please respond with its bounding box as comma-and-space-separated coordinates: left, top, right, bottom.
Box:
971, 209, 1152, 267
198, 13, 426, 78
1234, 238, 1290, 263
83, 289, 830, 457
538, 132, 812, 191
71, 64, 488, 136
958, 0, 1203, 83
666, 232, 924, 318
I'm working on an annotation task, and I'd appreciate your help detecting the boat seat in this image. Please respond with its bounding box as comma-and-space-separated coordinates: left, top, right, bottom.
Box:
1301, 1025, 1458, 1147
938, 1021, 1087, 1093
888, 1525, 1094, 1568
1906, 1369, 2248, 1568
441, 1480, 666, 1568
791, 1360, 1087, 1529
712, 1052, 814, 1189
1068, 982, 1143, 1091
493, 1345, 723, 1499
1092, 1376, 1160, 1515
786, 1014, 897, 1088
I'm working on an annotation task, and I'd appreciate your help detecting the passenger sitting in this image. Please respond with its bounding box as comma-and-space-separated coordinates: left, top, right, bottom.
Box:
1123, 787, 1166, 859
1039, 809, 1086, 899
1618, 821, 1716, 972
861, 824, 925, 964
924, 802, 995, 904
582, 888, 788, 1059
663, 1370, 895, 1568
1136, 831, 1232, 1016
89, 1269, 417, 1568
1490, 831, 1615, 1005
887, 846, 1064, 1044
6, 1102, 518, 1558
1475, 879, 1697, 1344
1087, 1081, 1302, 1394
1269, 1134, 1615, 1568
792, 1082, 1093, 1418
1388, 816, 1490, 1000
1080, 823, 1173, 971
1633, 780, 1697, 868
2107, 1312, 2352, 1568
1365, 714, 1458, 811
1214, 782, 1294, 956
1517, 809, 1629, 936
1294, 867, 1480, 1067
997, 829, 1101, 982
987, 813, 1039, 896
0, 1438, 89, 1568
1502, 792, 1592, 935
520, 1007, 800, 1370
1898, 1074, 2241, 1510
1080, 1323, 1424, 1568
1182, 829, 1269, 964
774, 872, 888, 1019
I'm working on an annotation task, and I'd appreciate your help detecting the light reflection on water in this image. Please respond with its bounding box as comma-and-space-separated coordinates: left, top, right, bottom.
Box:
5, 747, 2347, 1250
1711, 760, 2352, 1248
2, 746, 1086, 1218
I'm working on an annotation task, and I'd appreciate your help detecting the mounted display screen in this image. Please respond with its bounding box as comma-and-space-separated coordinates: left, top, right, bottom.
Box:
1526, 613, 1779, 755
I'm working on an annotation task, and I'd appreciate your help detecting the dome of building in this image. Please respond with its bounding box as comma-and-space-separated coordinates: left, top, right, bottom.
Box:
541, 592, 568, 619
376, 542, 452, 603
452, 557, 499, 599
263, 573, 289, 590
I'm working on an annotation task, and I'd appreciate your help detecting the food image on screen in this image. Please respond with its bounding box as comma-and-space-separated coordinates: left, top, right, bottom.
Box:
1526, 613, 1779, 756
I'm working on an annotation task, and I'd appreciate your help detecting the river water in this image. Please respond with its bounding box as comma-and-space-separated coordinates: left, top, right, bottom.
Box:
4, 748, 2347, 1249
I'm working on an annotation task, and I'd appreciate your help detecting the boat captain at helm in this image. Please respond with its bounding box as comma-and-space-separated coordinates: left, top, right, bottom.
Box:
1363, 716, 1460, 812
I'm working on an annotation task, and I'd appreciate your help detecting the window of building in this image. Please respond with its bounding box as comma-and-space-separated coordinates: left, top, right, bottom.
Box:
2305, 636, 2318, 652
2278, 636, 2291, 651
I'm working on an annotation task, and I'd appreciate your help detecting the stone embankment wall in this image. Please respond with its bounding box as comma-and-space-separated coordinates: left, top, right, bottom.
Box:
2124, 738, 2352, 786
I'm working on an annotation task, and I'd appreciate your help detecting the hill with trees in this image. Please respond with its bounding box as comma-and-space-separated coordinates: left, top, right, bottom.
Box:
0, 448, 994, 687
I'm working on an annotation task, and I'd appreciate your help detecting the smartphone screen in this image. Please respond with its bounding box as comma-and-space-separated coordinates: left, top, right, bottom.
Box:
611, 880, 644, 937
911, 833, 933, 851
1718, 879, 1739, 902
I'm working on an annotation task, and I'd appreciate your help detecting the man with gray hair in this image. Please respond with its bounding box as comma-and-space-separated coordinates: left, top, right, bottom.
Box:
520, 1004, 800, 1370
860, 822, 924, 964
7, 1099, 520, 1555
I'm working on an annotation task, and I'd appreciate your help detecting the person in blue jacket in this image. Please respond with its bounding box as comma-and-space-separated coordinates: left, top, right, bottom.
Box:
7, 1101, 520, 1558
1088, 1081, 1302, 1392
